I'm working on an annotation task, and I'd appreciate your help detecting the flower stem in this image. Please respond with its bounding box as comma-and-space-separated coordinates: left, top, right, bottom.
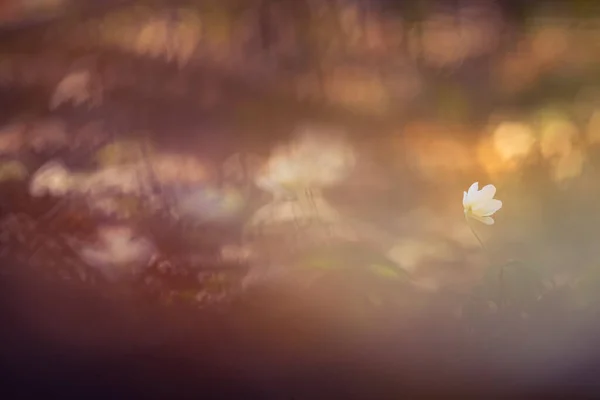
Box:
466, 218, 488, 255
465, 215, 505, 308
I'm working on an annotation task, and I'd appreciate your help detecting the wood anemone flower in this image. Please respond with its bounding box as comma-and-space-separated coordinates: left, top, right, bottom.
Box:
463, 182, 502, 225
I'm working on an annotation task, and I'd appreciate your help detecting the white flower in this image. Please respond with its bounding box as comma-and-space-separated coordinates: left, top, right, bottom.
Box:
462, 182, 502, 225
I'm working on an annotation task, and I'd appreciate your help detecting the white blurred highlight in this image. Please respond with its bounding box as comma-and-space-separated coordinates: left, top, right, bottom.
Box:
74, 225, 156, 281
255, 125, 356, 195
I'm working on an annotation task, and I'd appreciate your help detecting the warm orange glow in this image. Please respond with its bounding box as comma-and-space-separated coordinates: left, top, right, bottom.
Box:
540, 117, 578, 160
551, 148, 585, 183
492, 122, 537, 163
495, 48, 540, 93
402, 122, 476, 182
530, 25, 570, 68
587, 109, 600, 145
3, 5, 600, 394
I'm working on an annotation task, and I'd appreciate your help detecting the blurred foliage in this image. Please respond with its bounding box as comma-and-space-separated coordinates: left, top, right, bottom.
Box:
0, 159, 28, 181
95, 139, 153, 167
2, 0, 600, 123
293, 242, 410, 283
0, 0, 600, 334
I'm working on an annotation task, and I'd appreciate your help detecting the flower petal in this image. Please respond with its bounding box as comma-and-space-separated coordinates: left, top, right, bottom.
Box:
470, 214, 495, 225
467, 182, 479, 197
472, 199, 502, 217
463, 182, 480, 208
477, 184, 497, 201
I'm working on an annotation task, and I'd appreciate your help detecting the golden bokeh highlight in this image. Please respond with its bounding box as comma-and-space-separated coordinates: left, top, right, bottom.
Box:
587, 109, 600, 145
492, 122, 537, 163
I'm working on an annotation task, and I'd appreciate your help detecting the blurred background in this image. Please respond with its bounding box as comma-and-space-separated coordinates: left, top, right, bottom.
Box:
1, 0, 600, 397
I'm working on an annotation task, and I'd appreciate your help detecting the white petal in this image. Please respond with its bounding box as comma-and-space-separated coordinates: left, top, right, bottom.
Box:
471, 214, 495, 225
467, 182, 479, 197
477, 184, 497, 201
472, 199, 502, 217
463, 182, 480, 208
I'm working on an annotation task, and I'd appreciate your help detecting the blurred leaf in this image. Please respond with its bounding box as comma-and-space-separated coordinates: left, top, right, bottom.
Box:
0, 160, 27, 181
295, 242, 410, 279
368, 263, 409, 281
136, 16, 169, 58
95, 139, 153, 167
114, 195, 143, 216
301, 252, 344, 270
50, 70, 100, 110
171, 8, 202, 66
